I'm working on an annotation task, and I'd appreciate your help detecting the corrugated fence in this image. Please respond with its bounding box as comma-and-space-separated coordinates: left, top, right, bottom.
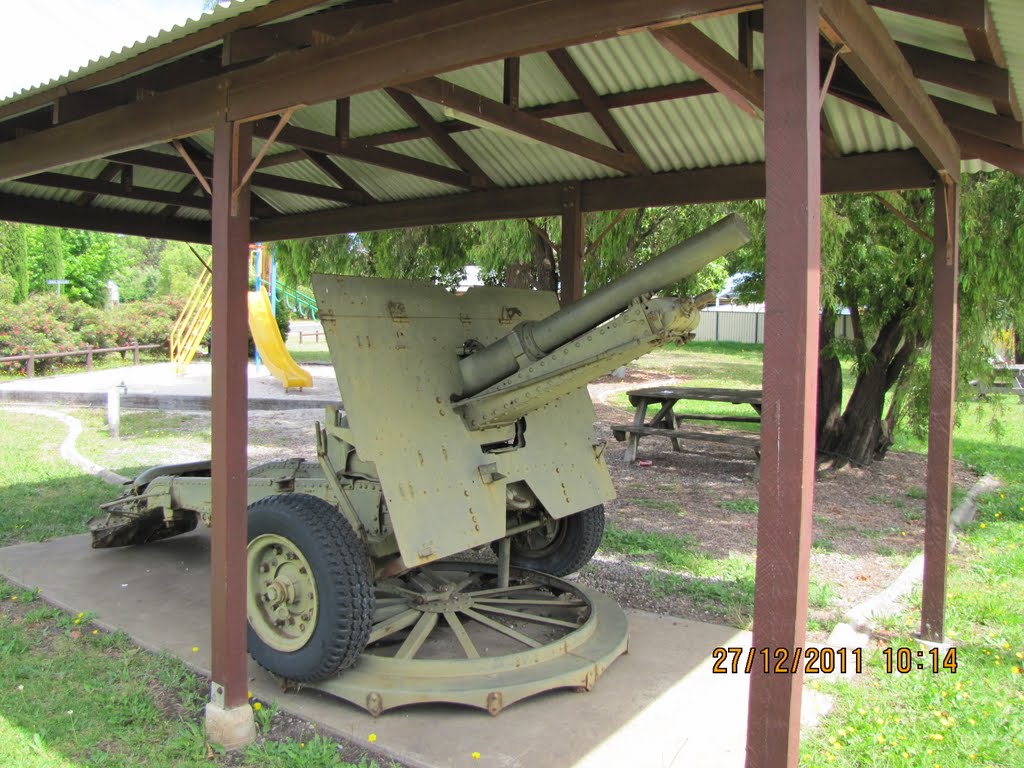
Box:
694, 310, 856, 344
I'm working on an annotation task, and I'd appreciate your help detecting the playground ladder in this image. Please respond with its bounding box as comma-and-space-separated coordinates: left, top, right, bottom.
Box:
170, 268, 212, 374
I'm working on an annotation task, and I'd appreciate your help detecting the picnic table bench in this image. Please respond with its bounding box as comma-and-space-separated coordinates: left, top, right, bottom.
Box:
611, 386, 762, 463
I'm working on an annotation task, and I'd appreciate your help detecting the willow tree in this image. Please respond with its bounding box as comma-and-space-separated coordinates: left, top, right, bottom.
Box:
732, 171, 1024, 468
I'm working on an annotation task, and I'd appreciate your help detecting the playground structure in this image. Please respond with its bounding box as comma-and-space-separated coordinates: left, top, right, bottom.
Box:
91, 216, 750, 714
169, 244, 314, 389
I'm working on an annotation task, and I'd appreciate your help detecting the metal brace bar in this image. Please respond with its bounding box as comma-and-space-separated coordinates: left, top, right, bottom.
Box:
231, 107, 296, 212
171, 140, 213, 196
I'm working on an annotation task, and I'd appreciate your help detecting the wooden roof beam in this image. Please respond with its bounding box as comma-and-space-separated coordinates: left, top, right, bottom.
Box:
384, 88, 494, 187
16, 172, 215, 210
651, 24, 763, 117
547, 48, 649, 173
897, 42, 1011, 104
396, 77, 647, 175
0, 0, 749, 181
364, 80, 720, 147
865, 0, 985, 29
252, 120, 475, 188
109, 147, 371, 205
254, 149, 933, 240
821, 0, 960, 177
961, 1, 1020, 119
301, 151, 374, 203
0, 191, 210, 241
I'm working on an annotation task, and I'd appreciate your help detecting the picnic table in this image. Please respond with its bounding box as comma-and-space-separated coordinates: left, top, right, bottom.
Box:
972, 360, 1024, 403
611, 386, 762, 463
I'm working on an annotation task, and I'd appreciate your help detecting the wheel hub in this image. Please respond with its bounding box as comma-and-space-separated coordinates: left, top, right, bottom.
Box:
247, 533, 319, 652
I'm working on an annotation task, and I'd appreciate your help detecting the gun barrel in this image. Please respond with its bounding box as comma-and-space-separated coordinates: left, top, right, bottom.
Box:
458, 214, 750, 396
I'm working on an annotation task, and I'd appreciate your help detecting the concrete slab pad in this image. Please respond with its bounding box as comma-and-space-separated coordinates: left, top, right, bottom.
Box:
0, 530, 824, 767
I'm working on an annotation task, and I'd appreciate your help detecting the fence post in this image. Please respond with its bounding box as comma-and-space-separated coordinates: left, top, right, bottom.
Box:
86, 347, 93, 372
132, 340, 140, 365
715, 312, 720, 341
26, 353, 34, 378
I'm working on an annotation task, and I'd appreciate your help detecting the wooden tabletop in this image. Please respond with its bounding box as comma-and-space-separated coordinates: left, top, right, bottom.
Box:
627, 386, 763, 407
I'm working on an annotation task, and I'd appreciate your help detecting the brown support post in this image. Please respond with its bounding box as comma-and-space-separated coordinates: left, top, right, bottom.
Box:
921, 176, 959, 641
559, 184, 583, 306
746, 2, 820, 767
206, 118, 255, 749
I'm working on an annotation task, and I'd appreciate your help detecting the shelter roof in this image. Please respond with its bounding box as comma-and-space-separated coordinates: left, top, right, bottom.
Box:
0, 0, 1021, 243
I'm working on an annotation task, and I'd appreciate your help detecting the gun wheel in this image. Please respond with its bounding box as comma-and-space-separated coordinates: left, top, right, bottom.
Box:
246, 494, 373, 682
308, 562, 628, 715
492, 504, 606, 576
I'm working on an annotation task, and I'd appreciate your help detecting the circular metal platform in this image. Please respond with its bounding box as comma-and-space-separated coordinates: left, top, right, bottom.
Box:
306, 562, 629, 715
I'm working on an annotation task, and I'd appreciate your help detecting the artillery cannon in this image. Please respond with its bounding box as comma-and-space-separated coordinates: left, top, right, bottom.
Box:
91, 215, 750, 714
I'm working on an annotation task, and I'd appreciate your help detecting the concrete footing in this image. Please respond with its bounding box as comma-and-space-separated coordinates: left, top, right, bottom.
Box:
204, 701, 256, 751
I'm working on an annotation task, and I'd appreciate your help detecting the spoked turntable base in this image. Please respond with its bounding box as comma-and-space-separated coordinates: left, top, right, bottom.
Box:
306, 562, 629, 715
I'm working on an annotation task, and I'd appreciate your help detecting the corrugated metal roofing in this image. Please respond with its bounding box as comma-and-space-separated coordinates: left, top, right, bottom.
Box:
0, 1, 1020, 232
990, 0, 1024, 110
0, 0, 280, 108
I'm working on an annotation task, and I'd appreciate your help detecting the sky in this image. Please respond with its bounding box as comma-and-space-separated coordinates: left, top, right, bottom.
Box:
0, 0, 215, 100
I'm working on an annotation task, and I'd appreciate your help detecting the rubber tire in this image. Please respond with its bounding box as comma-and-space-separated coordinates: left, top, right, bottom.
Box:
246, 493, 373, 682
498, 505, 605, 577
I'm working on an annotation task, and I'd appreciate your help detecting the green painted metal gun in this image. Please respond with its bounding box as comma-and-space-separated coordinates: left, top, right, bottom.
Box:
91, 215, 750, 706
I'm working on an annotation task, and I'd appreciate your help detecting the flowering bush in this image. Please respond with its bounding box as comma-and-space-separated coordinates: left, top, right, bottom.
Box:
0, 295, 184, 374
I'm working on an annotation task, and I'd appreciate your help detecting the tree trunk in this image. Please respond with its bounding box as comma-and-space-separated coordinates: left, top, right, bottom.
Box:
820, 313, 908, 467
1015, 328, 1023, 364
530, 229, 558, 292
504, 261, 532, 289
817, 306, 844, 449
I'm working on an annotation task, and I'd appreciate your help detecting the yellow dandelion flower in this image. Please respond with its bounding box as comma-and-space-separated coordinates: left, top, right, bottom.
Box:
877, 735, 885, 744
1013, 667, 1021, 675
77, 612, 84, 618
300, 743, 305, 748
980, 523, 987, 529
968, 719, 976, 725
1004, 642, 1011, 649
73, 619, 80, 625
903, 752, 910, 759
191, 646, 199, 652
253, 702, 262, 711
368, 734, 377, 743
1016, 652, 1023, 659
92, 629, 98, 635
930, 733, 944, 741
11, 596, 17, 601
472, 752, 481, 759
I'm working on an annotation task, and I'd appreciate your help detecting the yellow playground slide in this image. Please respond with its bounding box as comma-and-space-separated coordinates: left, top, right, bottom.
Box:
248, 286, 313, 389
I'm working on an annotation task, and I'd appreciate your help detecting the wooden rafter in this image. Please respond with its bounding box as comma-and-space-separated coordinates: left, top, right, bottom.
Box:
335, 98, 350, 143
160, 177, 205, 218
19, 172, 216, 210
0, 191, 210, 241
547, 48, 649, 174
503, 58, 521, 108
385, 88, 493, 187
870, 192, 931, 243
897, 42, 1011, 105
961, 2, 1020, 119
865, 0, 985, 29
397, 77, 647, 175
74, 162, 121, 207
253, 150, 935, 240
301, 151, 373, 203
0, 0, 751, 181
251, 121, 475, 188
820, 0, 960, 176
364, 80, 720, 147
111, 147, 369, 205
651, 24, 763, 117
